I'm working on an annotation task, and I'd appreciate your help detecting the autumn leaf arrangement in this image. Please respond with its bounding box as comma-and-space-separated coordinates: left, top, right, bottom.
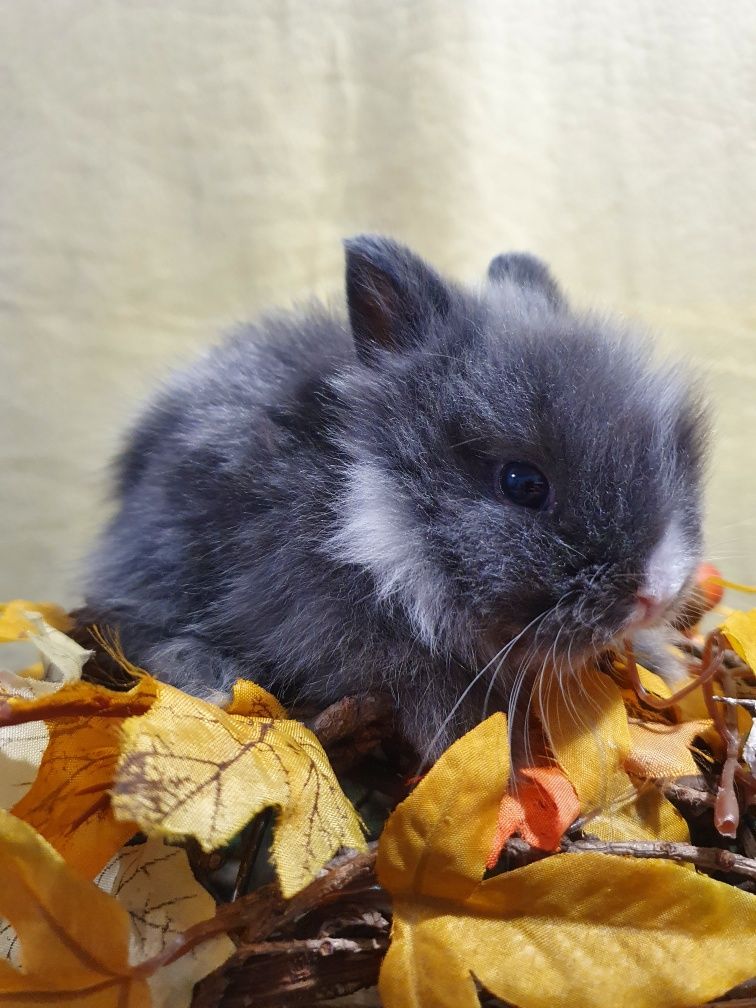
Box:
1, 570, 756, 1008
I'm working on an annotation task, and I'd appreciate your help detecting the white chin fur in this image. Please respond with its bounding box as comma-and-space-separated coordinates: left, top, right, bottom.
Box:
631, 625, 689, 686
326, 460, 447, 650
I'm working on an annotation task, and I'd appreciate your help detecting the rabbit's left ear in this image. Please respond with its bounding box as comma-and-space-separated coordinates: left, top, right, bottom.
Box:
344, 235, 451, 363
487, 252, 565, 309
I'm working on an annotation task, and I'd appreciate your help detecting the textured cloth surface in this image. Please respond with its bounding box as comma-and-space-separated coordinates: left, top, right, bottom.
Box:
1, 0, 755, 600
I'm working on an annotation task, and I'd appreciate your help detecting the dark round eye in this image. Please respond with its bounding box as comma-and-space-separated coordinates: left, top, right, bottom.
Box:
499, 461, 550, 510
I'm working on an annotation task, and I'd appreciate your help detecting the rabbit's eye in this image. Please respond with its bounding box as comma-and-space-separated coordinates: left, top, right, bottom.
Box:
499, 461, 550, 510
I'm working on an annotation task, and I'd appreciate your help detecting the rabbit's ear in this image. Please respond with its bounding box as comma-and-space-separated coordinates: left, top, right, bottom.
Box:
344, 235, 451, 362
487, 252, 565, 309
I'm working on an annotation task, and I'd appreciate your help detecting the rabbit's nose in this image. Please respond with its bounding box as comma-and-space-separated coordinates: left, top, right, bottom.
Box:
632, 590, 669, 628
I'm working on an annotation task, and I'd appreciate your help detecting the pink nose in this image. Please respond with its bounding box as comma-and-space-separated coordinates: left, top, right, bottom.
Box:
634, 592, 667, 625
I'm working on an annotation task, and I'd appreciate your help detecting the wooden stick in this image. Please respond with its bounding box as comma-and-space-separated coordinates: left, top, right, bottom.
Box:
562, 837, 756, 882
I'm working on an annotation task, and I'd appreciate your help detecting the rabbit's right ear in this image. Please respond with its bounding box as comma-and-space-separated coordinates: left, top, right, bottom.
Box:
487, 252, 565, 309
344, 235, 451, 363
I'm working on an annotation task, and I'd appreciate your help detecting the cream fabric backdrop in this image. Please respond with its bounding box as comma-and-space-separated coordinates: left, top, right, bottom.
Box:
1, 0, 755, 603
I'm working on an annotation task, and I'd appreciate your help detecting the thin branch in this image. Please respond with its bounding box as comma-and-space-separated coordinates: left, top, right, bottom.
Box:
660, 781, 715, 810
156, 850, 379, 977
562, 837, 756, 882
190, 930, 386, 1008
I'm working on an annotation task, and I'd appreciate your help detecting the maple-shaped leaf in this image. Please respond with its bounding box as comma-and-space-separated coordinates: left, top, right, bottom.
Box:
96, 838, 233, 1008
2, 677, 159, 877
111, 678, 366, 897
0, 809, 152, 1007
0, 719, 48, 812
377, 714, 756, 1008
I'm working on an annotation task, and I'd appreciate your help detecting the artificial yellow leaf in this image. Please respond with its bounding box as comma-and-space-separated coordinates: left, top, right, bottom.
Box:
226, 678, 287, 718
379, 713, 509, 903
612, 653, 716, 727
112, 679, 365, 897
670, 673, 717, 721
625, 718, 710, 779
652, 673, 744, 734
620, 665, 673, 713
721, 607, 756, 670
0, 809, 151, 1006
378, 716, 756, 1008
4, 677, 159, 877
96, 838, 233, 1008
636, 663, 672, 697
538, 665, 630, 808
537, 665, 689, 841
0, 600, 73, 642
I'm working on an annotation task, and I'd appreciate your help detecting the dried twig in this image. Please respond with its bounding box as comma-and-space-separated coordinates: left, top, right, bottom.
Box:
660, 780, 715, 811
562, 837, 756, 882
68, 615, 756, 1007
187, 832, 756, 1006
309, 695, 395, 773
191, 935, 387, 1008
625, 631, 748, 839
677, 637, 753, 677
187, 850, 378, 963
190, 850, 381, 1008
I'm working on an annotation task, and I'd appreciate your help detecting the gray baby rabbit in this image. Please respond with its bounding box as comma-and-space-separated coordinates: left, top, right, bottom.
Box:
83, 236, 708, 759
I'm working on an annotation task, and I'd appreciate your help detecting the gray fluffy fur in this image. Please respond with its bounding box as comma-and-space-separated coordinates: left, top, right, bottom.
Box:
83, 236, 708, 759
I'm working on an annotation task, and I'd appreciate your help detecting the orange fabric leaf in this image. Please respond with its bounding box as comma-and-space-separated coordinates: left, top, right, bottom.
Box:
486, 766, 580, 868
0, 678, 157, 728
7, 678, 159, 877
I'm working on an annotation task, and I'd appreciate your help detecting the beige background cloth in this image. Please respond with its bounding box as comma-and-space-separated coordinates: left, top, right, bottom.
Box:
1, 0, 755, 604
